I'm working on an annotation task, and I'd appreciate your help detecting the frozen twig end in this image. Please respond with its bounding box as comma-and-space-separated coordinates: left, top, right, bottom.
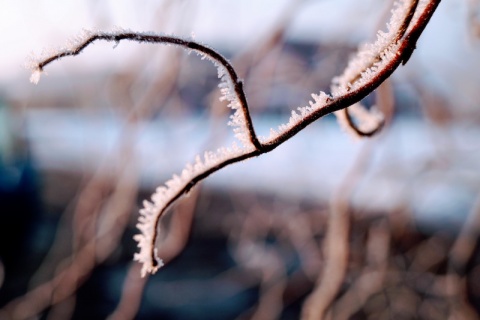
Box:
29, 68, 43, 84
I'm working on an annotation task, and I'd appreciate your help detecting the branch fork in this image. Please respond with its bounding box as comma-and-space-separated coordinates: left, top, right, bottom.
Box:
28, 0, 442, 277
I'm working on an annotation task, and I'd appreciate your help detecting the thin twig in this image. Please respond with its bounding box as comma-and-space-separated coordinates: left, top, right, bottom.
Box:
32, 32, 262, 150
29, 0, 442, 276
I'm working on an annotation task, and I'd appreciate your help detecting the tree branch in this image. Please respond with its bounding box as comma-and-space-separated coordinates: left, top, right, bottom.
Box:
28, 0, 442, 277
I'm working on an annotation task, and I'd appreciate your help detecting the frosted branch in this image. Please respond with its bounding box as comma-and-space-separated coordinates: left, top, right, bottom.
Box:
331, 0, 419, 137
28, 0, 442, 277
27, 28, 262, 151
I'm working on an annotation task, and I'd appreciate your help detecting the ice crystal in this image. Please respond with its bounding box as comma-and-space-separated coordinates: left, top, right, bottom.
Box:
262, 92, 331, 143
332, 0, 413, 96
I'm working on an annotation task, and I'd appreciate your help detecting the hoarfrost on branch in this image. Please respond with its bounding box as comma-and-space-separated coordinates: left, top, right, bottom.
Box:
27, 0, 441, 276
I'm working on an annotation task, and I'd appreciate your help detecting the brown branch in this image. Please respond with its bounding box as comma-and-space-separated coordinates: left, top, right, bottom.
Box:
33, 32, 262, 150
29, 0, 442, 274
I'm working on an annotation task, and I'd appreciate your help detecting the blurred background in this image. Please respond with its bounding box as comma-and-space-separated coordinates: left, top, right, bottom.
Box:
1, 0, 480, 319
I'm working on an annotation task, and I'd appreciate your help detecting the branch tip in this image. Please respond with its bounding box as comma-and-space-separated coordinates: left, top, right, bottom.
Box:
30, 68, 43, 84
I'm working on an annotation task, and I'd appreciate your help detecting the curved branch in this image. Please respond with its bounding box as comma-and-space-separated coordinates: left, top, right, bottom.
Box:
343, 106, 386, 137
28, 0, 442, 277
29, 30, 262, 150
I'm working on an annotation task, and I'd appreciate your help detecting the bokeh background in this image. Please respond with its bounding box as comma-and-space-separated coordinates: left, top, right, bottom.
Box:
1, 0, 480, 319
